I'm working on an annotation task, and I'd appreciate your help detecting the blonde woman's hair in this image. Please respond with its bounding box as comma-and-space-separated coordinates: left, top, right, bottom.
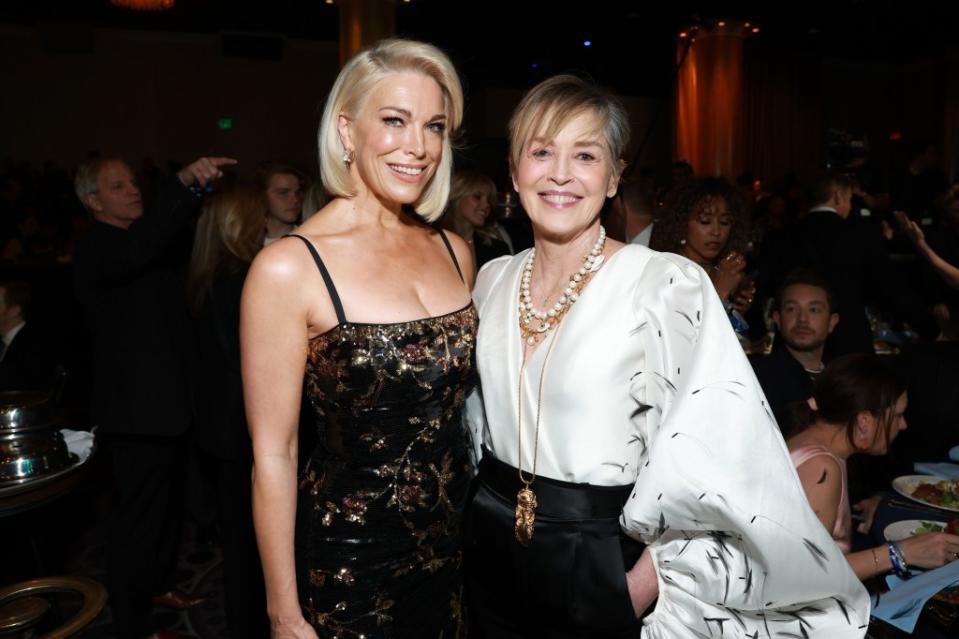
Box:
440, 170, 499, 244
301, 181, 331, 223
318, 38, 463, 222
508, 74, 630, 179
187, 186, 265, 315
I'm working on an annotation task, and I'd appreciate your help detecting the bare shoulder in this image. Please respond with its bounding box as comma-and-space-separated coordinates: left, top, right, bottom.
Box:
246, 236, 316, 290
795, 453, 843, 493
435, 228, 476, 287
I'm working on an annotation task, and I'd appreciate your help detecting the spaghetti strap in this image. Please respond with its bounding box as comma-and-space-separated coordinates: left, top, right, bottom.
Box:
438, 230, 465, 284
288, 234, 347, 325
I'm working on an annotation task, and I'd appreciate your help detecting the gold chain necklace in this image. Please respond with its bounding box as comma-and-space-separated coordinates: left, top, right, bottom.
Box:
514, 237, 606, 546
514, 318, 566, 546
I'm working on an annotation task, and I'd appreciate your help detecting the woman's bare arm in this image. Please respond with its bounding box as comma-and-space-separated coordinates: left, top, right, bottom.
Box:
242, 242, 319, 638
896, 211, 959, 289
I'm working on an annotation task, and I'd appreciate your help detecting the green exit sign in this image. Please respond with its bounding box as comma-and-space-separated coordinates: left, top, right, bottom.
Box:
217, 117, 234, 130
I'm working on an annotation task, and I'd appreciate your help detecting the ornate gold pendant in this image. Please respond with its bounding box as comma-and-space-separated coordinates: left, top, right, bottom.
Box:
514, 486, 537, 546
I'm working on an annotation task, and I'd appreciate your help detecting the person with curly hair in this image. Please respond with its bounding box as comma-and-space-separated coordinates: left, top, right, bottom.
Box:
650, 176, 755, 316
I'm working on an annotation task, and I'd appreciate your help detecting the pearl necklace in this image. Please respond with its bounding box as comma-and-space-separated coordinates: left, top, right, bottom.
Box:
518, 226, 607, 345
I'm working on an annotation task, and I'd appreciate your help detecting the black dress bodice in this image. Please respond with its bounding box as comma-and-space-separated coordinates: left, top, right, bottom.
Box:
291, 233, 477, 639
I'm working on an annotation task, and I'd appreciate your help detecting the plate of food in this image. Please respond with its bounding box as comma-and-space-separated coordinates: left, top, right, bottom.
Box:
892, 475, 959, 512
883, 519, 948, 542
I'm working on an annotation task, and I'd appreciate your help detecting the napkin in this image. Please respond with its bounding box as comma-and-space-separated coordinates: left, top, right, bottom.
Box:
914, 462, 959, 480
60, 428, 95, 464
872, 561, 959, 633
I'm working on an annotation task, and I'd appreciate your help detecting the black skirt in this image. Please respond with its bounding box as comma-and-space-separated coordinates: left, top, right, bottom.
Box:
465, 450, 645, 639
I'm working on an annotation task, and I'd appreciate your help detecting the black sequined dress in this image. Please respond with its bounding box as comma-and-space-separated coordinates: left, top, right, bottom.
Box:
291, 234, 477, 639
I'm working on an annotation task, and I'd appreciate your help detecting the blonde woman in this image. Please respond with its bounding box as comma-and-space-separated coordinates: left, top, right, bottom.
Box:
441, 170, 511, 269
242, 40, 474, 639
188, 185, 268, 638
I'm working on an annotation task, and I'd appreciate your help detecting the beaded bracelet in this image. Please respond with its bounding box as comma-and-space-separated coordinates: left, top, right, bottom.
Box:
888, 542, 912, 580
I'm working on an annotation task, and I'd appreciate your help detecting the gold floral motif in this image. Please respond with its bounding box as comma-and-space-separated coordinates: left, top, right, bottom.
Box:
333, 567, 355, 586
299, 305, 475, 638
341, 495, 369, 524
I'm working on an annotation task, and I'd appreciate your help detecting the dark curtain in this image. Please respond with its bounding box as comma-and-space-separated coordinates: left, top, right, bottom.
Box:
743, 39, 823, 185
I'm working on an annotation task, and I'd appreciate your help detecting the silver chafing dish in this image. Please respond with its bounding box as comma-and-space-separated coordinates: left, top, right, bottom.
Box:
0, 391, 75, 484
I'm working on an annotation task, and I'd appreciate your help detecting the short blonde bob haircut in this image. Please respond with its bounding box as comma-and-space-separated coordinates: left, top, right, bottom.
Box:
318, 39, 463, 222
508, 75, 630, 180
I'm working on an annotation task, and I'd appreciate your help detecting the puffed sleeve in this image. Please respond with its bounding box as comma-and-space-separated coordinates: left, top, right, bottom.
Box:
620, 254, 870, 638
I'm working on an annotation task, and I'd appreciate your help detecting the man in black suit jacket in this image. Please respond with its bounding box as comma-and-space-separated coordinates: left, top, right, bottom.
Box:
0, 280, 57, 392
751, 269, 839, 433
73, 155, 234, 639
764, 174, 938, 358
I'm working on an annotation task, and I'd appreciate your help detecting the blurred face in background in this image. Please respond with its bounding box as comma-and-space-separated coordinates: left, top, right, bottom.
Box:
87, 160, 143, 229
773, 283, 839, 353
860, 392, 908, 455
265, 173, 302, 225
457, 186, 494, 229
833, 187, 853, 218
683, 195, 733, 265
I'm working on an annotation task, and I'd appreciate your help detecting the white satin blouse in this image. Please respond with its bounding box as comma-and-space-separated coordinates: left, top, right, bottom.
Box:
467, 244, 870, 638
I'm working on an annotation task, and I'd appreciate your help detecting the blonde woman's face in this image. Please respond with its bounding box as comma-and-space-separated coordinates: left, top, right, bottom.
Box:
512, 111, 618, 241
457, 187, 493, 229
340, 72, 447, 208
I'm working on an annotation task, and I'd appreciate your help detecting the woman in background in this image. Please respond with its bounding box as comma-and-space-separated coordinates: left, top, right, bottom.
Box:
440, 170, 512, 269
650, 176, 756, 316
188, 185, 268, 639
787, 354, 959, 579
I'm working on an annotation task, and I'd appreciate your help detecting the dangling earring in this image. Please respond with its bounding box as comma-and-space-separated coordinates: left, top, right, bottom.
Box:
342, 149, 354, 165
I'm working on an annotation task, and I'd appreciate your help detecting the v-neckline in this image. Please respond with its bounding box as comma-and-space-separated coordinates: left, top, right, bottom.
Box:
516, 246, 627, 365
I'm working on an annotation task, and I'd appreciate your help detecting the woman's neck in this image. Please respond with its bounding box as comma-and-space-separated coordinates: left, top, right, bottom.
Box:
792, 420, 857, 461
532, 223, 602, 291
347, 187, 408, 230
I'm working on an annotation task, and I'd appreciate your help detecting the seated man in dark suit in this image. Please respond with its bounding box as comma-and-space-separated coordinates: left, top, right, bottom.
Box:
751, 268, 839, 433
0, 280, 57, 392
758, 173, 938, 358
74, 154, 234, 639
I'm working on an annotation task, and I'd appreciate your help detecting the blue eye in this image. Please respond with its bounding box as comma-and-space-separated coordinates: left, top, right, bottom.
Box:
383, 117, 403, 127
576, 152, 597, 161
427, 122, 446, 134
531, 148, 551, 159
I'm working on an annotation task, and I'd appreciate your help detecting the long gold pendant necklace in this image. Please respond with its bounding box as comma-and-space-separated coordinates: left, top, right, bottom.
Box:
514, 227, 606, 545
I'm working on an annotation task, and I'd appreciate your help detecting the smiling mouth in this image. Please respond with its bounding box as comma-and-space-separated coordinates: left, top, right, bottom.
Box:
389, 164, 425, 176
539, 192, 581, 207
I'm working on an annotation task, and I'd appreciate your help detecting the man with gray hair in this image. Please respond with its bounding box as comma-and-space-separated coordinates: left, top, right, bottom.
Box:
74, 155, 235, 639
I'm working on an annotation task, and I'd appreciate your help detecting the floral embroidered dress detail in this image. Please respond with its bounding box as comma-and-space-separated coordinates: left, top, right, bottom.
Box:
291, 234, 476, 639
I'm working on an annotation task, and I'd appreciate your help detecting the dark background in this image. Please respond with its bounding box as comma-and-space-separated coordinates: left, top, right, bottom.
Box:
2, 0, 958, 186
